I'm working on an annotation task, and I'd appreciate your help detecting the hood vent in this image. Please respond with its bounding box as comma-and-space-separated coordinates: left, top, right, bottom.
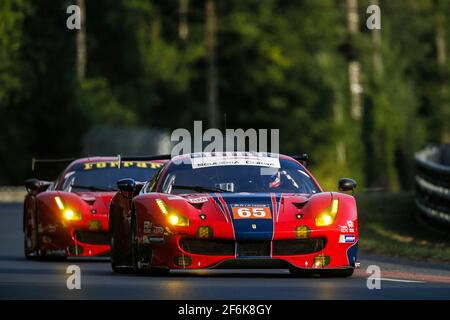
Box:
189, 202, 204, 210
80, 196, 96, 206
292, 201, 308, 210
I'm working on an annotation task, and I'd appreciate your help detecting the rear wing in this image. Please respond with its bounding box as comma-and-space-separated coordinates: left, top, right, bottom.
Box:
32, 154, 172, 171
117, 154, 171, 168
31, 157, 76, 172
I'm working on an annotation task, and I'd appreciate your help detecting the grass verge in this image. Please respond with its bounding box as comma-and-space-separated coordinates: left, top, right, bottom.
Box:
357, 192, 450, 263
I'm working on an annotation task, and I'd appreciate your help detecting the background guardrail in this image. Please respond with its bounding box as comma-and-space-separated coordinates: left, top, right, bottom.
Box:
0, 187, 26, 203
415, 145, 450, 226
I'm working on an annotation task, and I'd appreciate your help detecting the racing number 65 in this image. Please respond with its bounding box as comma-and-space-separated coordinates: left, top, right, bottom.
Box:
235, 207, 269, 219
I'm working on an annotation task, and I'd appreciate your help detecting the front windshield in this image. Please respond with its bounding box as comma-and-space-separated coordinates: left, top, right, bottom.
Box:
161, 158, 320, 194
59, 161, 163, 192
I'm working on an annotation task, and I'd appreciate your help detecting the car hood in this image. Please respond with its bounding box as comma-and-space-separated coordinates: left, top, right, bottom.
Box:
168, 192, 326, 240
73, 191, 115, 216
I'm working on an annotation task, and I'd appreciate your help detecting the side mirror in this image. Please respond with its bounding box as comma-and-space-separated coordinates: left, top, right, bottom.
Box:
338, 178, 357, 192
117, 178, 136, 198
25, 179, 51, 193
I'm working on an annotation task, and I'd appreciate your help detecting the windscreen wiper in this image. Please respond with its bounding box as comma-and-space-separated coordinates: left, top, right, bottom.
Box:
171, 185, 231, 193
71, 185, 116, 192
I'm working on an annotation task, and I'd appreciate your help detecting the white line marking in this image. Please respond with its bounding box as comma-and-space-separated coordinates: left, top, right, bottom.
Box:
379, 278, 426, 283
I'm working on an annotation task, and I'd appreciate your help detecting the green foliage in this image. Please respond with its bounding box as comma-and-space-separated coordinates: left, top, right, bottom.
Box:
77, 78, 137, 126
0, 0, 30, 106
0, 0, 448, 187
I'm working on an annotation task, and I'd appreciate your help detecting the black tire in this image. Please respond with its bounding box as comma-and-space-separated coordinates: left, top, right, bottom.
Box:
318, 268, 354, 278
24, 232, 35, 260
109, 206, 133, 274
24, 207, 39, 260
131, 213, 148, 275
131, 213, 163, 276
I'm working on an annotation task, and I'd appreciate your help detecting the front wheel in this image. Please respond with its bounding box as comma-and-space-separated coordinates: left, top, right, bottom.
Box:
110, 207, 133, 274
130, 212, 171, 276
131, 213, 152, 275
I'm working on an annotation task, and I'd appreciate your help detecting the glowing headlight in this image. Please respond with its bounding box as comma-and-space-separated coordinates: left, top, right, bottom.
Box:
157, 199, 189, 226
64, 209, 82, 221
55, 196, 82, 221
168, 214, 189, 227
315, 199, 339, 227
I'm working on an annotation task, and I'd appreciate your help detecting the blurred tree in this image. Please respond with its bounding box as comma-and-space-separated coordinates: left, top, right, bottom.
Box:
0, 0, 448, 189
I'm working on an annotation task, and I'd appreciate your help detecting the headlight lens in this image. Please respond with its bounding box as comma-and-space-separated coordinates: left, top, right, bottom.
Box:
55, 196, 82, 221
315, 199, 339, 227
168, 213, 189, 226
64, 209, 82, 221
156, 199, 189, 226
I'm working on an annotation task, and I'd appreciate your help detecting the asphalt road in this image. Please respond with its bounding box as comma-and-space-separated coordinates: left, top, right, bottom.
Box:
0, 203, 449, 300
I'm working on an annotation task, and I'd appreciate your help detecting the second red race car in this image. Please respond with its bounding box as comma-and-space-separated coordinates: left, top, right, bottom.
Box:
23, 156, 166, 259
109, 152, 359, 277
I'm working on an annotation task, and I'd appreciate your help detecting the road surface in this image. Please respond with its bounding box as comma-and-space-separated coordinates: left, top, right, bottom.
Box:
0, 203, 449, 299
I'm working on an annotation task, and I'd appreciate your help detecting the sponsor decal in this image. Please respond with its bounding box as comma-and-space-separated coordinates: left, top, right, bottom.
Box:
82, 161, 163, 171
197, 226, 214, 238
231, 204, 272, 219
143, 221, 152, 234
143, 235, 164, 244
88, 220, 102, 231
144, 221, 164, 235
295, 225, 310, 239
339, 234, 356, 243
339, 221, 355, 233
190, 152, 280, 169
153, 226, 164, 235
187, 196, 209, 204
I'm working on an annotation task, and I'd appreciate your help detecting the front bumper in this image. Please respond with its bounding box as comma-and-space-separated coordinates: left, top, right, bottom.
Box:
143, 233, 358, 270
39, 217, 110, 257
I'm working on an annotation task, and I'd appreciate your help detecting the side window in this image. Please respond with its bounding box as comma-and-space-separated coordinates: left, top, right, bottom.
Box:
147, 163, 168, 192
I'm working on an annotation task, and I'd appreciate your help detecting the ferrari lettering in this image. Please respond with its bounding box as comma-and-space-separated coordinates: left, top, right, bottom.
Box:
83, 161, 162, 170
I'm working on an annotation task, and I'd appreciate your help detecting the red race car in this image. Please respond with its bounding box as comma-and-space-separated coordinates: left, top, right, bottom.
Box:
109, 152, 358, 277
23, 156, 167, 259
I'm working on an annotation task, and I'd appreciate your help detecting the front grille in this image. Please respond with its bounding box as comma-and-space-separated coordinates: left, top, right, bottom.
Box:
180, 238, 235, 256
74, 230, 109, 245
273, 237, 326, 255
237, 241, 270, 257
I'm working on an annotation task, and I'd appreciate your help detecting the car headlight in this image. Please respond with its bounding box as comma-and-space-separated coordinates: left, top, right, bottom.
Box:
156, 199, 189, 226
55, 196, 82, 221
315, 199, 339, 227
168, 213, 189, 227
64, 209, 82, 221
